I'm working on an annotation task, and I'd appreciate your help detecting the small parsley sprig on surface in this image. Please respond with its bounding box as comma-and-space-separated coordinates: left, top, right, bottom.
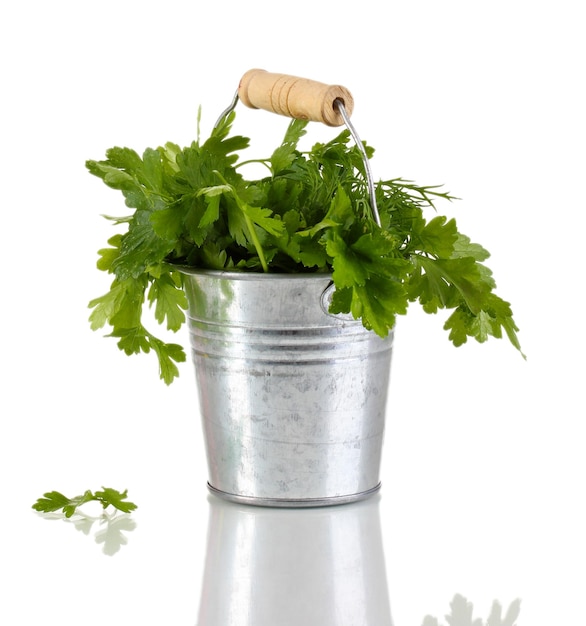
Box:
32, 488, 137, 518
86, 109, 523, 384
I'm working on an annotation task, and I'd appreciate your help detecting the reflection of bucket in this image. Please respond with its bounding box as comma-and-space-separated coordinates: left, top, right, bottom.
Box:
197, 495, 393, 625
181, 269, 394, 507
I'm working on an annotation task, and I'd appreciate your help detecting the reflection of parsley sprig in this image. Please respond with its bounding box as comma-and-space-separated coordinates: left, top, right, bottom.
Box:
32, 488, 137, 518
422, 594, 521, 626
86, 109, 524, 384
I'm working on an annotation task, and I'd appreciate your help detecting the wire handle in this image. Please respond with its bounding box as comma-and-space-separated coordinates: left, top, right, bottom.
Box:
214, 70, 380, 226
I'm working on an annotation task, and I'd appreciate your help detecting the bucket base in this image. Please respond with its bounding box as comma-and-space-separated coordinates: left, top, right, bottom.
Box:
207, 482, 382, 508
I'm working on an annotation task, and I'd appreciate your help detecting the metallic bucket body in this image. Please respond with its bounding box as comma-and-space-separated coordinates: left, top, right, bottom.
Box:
181, 269, 394, 507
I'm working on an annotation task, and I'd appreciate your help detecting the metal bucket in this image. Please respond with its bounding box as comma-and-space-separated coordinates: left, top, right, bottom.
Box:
180, 269, 394, 507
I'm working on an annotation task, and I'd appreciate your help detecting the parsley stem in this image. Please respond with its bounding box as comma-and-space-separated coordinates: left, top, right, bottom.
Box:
236, 158, 271, 172
213, 169, 269, 272
243, 213, 269, 272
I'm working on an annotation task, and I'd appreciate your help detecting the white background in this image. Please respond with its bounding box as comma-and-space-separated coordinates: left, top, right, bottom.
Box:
1, 1, 584, 624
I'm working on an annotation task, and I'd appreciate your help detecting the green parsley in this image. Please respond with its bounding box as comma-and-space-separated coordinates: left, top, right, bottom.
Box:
32, 488, 137, 518
86, 109, 523, 384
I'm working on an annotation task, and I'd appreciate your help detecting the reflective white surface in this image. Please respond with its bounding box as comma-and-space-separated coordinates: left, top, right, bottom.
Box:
2, 1, 585, 624
198, 495, 392, 625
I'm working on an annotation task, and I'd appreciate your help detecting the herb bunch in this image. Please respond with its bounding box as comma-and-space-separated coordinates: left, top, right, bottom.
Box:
86, 110, 523, 384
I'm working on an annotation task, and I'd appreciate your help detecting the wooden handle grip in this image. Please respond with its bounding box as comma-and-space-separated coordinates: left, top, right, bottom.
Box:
238, 69, 354, 127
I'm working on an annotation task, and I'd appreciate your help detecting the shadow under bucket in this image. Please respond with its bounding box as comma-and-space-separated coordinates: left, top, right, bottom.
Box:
180, 269, 394, 507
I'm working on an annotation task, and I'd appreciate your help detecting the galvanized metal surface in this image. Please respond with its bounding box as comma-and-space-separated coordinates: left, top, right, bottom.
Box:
180, 269, 394, 507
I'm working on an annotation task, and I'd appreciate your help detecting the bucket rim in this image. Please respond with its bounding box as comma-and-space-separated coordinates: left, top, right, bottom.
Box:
174, 266, 333, 282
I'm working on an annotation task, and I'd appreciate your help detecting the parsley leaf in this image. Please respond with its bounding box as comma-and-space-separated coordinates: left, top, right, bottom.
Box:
147, 273, 187, 332
32, 488, 137, 518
